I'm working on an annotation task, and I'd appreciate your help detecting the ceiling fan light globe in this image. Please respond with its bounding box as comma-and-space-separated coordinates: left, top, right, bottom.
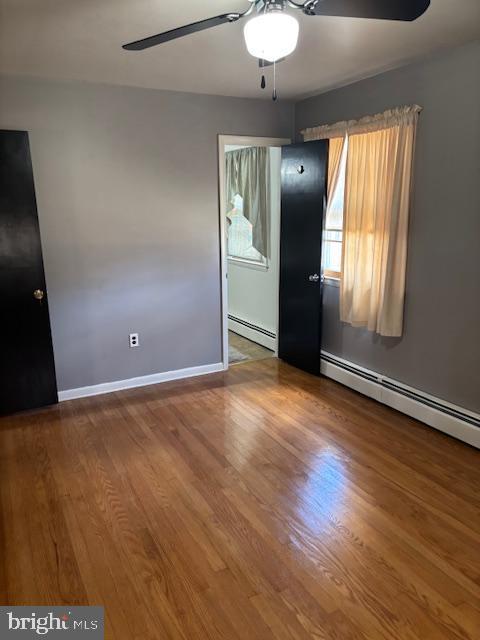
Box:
243, 12, 299, 63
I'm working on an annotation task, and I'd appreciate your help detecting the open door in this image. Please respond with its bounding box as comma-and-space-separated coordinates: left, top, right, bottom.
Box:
278, 140, 328, 375
0, 130, 58, 414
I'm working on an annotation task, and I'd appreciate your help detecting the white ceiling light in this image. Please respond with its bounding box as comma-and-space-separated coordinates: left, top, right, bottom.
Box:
243, 11, 299, 63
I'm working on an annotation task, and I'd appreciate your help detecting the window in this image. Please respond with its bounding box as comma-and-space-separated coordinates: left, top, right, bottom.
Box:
227, 194, 267, 266
323, 139, 348, 280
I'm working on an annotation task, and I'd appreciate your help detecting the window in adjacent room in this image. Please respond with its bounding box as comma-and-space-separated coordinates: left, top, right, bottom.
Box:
323, 139, 348, 280
227, 194, 267, 266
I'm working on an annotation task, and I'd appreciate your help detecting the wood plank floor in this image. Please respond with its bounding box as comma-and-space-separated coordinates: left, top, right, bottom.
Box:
1, 358, 479, 639
229, 331, 274, 364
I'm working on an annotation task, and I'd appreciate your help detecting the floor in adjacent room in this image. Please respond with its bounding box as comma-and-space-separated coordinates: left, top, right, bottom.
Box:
228, 330, 274, 364
1, 358, 479, 639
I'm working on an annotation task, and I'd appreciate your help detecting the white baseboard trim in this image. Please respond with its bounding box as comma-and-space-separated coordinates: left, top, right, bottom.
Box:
228, 315, 276, 352
58, 362, 224, 402
320, 351, 480, 449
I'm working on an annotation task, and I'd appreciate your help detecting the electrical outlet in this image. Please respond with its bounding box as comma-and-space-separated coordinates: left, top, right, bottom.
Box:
129, 333, 139, 348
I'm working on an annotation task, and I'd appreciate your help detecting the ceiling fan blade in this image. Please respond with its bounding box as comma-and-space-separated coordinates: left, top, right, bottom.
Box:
123, 13, 241, 51
304, 0, 430, 21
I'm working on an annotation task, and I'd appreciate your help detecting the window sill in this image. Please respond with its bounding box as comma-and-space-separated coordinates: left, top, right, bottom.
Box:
228, 256, 269, 272
324, 275, 340, 288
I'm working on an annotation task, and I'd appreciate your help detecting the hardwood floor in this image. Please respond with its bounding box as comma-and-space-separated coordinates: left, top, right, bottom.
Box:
1, 358, 479, 639
229, 331, 274, 364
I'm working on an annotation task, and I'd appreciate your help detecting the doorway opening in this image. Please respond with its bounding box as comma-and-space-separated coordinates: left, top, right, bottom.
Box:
218, 135, 290, 369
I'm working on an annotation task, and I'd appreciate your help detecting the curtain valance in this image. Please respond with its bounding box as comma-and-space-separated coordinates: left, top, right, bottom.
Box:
301, 105, 422, 141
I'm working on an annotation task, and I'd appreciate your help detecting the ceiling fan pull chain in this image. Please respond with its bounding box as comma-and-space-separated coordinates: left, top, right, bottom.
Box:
272, 59, 278, 101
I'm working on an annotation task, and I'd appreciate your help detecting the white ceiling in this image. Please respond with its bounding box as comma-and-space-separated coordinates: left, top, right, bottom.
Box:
0, 0, 479, 100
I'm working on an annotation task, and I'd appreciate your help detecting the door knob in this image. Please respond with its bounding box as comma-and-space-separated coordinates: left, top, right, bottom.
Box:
33, 289, 44, 301
308, 274, 320, 282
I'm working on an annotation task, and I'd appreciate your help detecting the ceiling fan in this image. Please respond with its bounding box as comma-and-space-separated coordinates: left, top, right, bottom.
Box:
123, 0, 430, 98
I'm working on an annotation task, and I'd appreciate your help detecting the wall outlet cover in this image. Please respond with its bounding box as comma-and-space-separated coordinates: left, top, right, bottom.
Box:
129, 333, 139, 348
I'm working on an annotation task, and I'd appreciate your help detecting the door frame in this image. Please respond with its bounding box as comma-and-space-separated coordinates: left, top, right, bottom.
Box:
218, 134, 291, 371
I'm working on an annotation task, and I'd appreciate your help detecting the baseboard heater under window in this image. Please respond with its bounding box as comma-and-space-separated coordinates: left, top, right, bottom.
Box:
320, 351, 480, 449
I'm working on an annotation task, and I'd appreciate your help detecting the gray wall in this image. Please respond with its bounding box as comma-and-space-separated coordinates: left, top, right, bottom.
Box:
1, 41, 478, 411
0, 76, 293, 391
296, 40, 480, 412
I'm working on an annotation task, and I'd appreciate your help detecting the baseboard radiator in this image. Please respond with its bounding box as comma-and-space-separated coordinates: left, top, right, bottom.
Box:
320, 351, 480, 449
228, 314, 276, 351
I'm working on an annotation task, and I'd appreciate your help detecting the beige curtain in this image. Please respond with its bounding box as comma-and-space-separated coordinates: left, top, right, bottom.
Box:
341, 106, 421, 336
327, 137, 345, 202
302, 105, 421, 337
225, 147, 270, 258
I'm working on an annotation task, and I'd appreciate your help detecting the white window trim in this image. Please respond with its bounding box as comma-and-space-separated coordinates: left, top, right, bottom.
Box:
227, 255, 269, 271
323, 275, 340, 287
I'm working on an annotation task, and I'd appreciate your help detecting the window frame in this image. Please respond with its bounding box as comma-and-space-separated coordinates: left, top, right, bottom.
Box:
227, 255, 269, 271
323, 136, 347, 281
323, 225, 343, 280
226, 198, 268, 269
324, 267, 341, 281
